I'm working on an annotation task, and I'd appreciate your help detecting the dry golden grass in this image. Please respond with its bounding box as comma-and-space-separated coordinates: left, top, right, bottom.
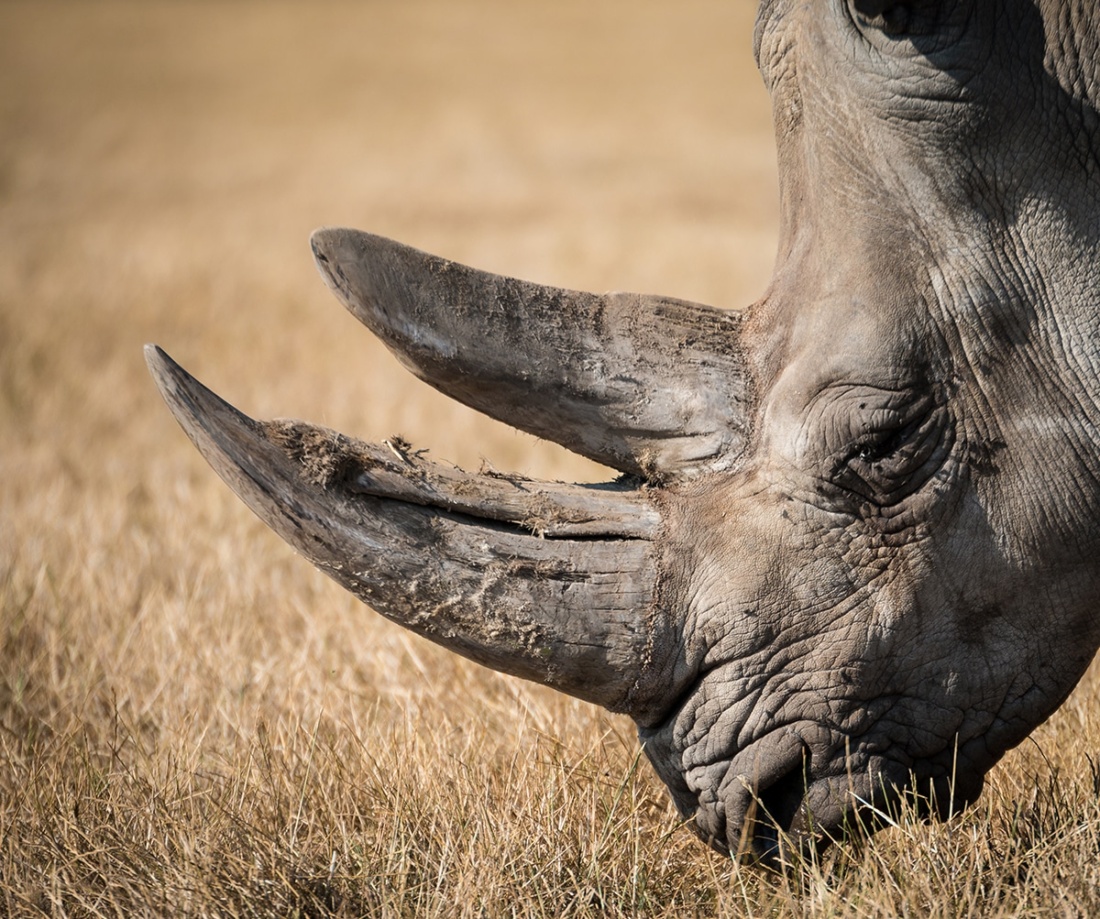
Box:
2, 1, 1099, 915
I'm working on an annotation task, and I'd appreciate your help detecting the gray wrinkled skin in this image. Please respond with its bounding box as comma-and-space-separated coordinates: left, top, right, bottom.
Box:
638, 0, 1100, 859
148, 0, 1100, 865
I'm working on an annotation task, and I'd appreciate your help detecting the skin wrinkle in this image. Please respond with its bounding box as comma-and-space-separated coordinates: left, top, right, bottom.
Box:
942, 242, 1100, 560
672, 560, 900, 779
1042, 2, 1100, 145
1005, 258, 1100, 439
830, 4, 989, 124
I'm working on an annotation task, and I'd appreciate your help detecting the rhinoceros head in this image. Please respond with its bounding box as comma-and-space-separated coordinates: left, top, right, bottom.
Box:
147, 0, 1100, 863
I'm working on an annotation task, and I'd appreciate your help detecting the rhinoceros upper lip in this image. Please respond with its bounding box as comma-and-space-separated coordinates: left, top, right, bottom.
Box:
721, 730, 816, 864
719, 726, 904, 863
750, 748, 814, 860
742, 741, 980, 865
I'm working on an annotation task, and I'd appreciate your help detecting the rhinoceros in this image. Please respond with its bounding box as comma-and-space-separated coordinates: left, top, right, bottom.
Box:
146, 0, 1100, 863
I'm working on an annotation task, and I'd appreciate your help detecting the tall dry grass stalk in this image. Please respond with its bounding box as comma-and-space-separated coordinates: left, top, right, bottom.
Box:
2, 1, 1098, 915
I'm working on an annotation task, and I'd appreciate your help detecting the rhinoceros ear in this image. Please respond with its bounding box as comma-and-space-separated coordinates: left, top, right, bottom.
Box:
848, 0, 946, 36
310, 229, 750, 481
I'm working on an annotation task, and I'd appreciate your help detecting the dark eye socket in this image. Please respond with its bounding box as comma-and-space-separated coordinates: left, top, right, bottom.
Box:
849, 415, 924, 465
831, 394, 947, 505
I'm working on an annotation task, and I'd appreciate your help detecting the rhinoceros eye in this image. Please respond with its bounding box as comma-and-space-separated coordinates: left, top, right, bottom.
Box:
833, 392, 947, 505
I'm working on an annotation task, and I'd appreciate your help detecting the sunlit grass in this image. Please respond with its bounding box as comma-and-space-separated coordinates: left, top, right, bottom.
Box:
2, 1, 1099, 915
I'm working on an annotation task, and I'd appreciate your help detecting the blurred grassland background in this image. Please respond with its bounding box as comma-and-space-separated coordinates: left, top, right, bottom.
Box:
2, 1, 1099, 916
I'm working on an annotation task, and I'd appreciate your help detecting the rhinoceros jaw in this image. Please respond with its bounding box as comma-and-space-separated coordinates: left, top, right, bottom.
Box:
144, 345, 661, 714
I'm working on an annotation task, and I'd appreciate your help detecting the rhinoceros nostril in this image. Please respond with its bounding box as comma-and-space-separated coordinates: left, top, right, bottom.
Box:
750, 747, 812, 864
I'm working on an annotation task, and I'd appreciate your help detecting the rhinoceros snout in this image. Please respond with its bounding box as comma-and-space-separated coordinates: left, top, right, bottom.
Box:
741, 745, 814, 864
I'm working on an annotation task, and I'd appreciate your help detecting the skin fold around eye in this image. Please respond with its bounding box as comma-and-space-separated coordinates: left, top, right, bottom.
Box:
818, 388, 948, 505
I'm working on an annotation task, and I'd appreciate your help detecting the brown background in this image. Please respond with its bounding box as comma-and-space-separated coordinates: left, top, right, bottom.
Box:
3, 2, 1099, 914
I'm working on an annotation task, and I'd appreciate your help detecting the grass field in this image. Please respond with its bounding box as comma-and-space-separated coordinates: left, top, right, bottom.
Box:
3, 1, 1100, 915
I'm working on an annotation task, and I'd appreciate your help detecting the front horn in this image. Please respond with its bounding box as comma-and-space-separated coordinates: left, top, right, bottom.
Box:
146, 345, 669, 716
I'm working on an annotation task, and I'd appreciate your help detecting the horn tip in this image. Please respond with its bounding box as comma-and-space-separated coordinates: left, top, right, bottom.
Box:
144, 343, 185, 402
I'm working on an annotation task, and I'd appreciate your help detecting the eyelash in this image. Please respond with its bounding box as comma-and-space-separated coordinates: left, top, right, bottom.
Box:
850, 418, 922, 466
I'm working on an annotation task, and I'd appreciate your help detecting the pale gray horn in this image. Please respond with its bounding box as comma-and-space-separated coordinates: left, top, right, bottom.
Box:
145, 345, 666, 714
310, 228, 750, 481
